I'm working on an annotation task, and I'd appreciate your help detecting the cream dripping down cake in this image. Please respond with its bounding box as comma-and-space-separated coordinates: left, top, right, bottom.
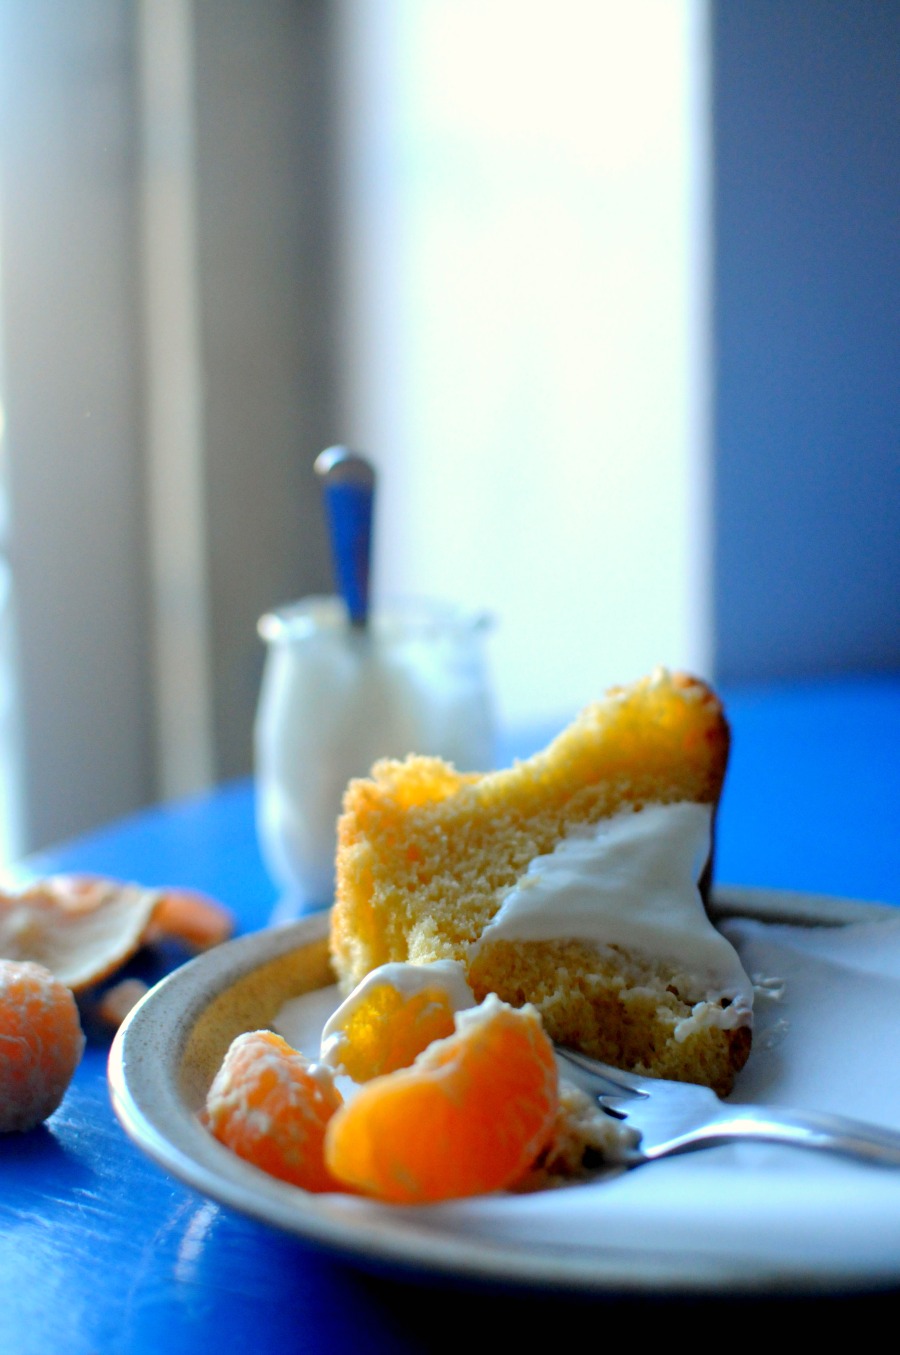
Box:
329, 668, 753, 1096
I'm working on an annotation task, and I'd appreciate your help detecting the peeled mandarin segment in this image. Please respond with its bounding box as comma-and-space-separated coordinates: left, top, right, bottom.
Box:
205, 1030, 344, 1193
0, 959, 85, 1132
97, 977, 150, 1028
325, 997, 559, 1204
330, 983, 458, 1082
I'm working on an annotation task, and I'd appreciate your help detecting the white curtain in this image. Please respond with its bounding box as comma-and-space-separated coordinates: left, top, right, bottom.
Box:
0, 0, 338, 857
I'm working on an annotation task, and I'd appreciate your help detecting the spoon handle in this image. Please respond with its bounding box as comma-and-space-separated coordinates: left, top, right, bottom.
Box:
314, 447, 375, 627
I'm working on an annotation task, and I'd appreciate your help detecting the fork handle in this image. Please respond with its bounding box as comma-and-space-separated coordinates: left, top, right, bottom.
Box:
645, 1105, 900, 1167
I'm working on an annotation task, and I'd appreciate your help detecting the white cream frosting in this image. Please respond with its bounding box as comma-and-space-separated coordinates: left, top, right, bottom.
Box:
469, 802, 753, 1014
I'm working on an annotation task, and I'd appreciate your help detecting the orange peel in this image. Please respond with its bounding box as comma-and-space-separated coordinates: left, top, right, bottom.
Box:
0, 874, 234, 993
144, 889, 235, 952
0, 876, 163, 992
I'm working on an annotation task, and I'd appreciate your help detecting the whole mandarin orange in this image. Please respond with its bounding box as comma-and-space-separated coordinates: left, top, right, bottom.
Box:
0, 958, 85, 1132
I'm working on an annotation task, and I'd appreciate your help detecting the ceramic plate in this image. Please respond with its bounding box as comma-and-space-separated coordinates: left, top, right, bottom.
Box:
109, 887, 900, 1297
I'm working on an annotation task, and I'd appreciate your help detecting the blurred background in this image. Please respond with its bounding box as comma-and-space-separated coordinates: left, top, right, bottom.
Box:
0, 0, 896, 861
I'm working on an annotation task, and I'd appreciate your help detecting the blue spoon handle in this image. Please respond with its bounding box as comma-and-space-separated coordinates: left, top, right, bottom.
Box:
314, 446, 375, 627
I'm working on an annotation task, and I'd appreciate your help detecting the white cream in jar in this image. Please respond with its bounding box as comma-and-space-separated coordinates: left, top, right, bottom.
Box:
254, 596, 494, 909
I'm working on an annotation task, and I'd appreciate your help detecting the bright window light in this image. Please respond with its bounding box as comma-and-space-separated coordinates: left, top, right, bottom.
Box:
337, 0, 712, 728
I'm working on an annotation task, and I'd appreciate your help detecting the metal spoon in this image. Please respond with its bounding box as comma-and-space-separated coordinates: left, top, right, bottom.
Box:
314, 446, 375, 628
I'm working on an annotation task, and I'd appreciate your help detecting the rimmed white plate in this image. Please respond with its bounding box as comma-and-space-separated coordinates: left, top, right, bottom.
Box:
108, 887, 900, 1297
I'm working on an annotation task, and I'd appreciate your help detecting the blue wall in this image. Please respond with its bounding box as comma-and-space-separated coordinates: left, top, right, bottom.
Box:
712, 0, 900, 681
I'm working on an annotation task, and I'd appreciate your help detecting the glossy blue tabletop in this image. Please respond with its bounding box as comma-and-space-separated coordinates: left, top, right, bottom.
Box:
2, 675, 899, 1350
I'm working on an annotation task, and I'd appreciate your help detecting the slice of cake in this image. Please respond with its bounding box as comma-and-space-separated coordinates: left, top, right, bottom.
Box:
330, 668, 752, 1096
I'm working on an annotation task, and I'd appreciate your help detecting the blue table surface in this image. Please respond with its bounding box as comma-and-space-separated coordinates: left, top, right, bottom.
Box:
2, 675, 899, 1350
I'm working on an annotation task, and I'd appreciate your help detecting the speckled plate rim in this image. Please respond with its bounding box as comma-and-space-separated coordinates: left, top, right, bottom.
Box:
108, 886, 899, 1299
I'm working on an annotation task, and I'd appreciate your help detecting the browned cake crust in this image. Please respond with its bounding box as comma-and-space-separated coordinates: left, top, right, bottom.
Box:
330, 668, 748, 1095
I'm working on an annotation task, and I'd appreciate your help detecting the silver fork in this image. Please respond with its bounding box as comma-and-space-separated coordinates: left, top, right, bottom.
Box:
556, 1048, 900, 1168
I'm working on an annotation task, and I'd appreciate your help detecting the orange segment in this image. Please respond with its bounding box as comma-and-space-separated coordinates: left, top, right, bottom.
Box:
321, 961, 474, 1082
0, 959, 85, 1132
96, 977, 150, 1028
326, 983, 457, 1082
205, 1030, 344, 1192
324, 995, 559, 1203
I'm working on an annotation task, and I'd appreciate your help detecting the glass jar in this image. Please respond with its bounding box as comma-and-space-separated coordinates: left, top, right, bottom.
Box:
254, 595, 495, 912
